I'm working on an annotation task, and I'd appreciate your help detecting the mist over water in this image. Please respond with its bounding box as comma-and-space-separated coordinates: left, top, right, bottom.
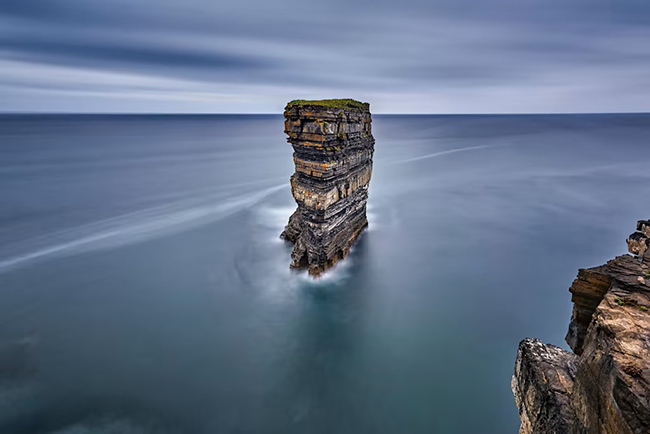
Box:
0, 114, 648, 433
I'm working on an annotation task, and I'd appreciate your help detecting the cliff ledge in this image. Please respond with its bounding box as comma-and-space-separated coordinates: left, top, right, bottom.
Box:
513, 220, 650, 433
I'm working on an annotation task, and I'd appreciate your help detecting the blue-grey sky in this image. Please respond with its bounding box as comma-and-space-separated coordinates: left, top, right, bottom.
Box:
1, 0, 649, 113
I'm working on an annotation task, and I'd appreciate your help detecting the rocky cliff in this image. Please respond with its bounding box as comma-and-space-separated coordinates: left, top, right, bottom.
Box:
280, 99, 375, 276
512, 220, 650, 433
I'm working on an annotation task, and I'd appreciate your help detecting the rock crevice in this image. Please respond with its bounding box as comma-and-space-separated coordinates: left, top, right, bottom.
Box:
513, 219, 650, 434
280, 99, 375, 276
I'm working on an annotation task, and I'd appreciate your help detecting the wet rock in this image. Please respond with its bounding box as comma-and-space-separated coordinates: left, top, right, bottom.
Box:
280, 99, 375, 276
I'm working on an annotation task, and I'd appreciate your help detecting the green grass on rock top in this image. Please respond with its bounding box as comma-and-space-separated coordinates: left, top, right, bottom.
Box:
287, 99, 370, 111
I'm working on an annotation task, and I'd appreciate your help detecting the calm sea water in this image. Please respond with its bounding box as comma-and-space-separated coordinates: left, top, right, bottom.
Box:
0, 114, 648, 433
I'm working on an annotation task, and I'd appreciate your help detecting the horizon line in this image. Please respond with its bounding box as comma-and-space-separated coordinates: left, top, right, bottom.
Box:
1, 111, 650, 116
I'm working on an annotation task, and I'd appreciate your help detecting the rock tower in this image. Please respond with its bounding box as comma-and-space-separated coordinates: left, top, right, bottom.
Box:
281, 99, 375, 276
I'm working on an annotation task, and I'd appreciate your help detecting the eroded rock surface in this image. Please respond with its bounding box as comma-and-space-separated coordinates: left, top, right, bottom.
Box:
512, 339, 578, 434
513, 219, 650, 434
627, 220, 650, 259
280, 99, 374, 276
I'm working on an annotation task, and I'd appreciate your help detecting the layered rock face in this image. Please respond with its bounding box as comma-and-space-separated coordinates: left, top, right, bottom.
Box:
280, 99, 375, 276
513, 220, 650, 434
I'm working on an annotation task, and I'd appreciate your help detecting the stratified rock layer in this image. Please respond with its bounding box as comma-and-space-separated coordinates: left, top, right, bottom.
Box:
512, 339, 578, 434
513, 219, 650, 434
281, 99, 375, 276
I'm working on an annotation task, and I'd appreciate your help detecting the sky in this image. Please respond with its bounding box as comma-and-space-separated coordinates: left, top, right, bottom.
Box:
1, 0, 650, 114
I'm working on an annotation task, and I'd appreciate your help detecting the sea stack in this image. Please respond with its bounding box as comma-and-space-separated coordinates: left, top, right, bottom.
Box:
512, 219, 650, 434
280, 99, 375, 276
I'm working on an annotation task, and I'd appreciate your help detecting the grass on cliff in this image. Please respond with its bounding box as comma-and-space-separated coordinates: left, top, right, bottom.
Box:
287, 99, 369, 111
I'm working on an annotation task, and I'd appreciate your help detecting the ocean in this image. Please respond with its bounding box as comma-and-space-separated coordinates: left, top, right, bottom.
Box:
0, 113, 648, 433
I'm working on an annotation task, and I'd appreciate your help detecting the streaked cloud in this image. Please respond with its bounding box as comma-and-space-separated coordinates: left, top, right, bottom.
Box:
1, 0, 649, 113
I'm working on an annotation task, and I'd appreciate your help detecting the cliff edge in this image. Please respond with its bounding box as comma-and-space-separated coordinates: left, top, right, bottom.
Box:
512, 220, 650, 433
280, 99, 375, 276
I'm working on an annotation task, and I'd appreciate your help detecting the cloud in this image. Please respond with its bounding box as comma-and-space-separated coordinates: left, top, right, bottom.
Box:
1, 0, 650, 113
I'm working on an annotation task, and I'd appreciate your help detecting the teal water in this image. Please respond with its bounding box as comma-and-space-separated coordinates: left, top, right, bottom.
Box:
0, 114, 649, 433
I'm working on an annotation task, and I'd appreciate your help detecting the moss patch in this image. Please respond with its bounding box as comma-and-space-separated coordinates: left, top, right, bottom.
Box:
287, 99, 369, 111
